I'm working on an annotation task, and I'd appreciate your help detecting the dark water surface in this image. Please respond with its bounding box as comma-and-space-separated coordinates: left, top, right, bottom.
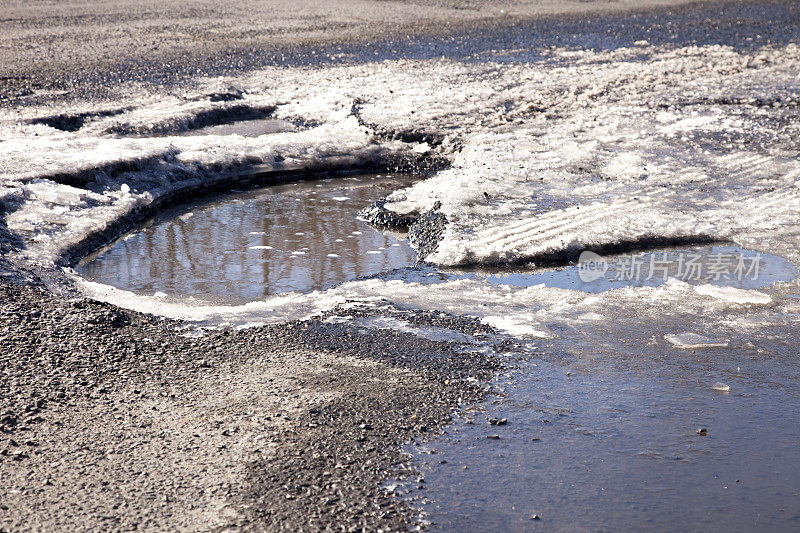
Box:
78, 174, 418, 304
408, 331, 800, 532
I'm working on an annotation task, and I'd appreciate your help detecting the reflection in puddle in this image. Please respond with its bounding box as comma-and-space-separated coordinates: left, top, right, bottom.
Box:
78, 174, 418, 304
79, 166, 797, 307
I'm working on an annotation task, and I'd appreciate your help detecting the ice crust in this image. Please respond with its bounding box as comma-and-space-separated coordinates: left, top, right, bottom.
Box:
74, 273, 796, 344
3, 43, 800, 269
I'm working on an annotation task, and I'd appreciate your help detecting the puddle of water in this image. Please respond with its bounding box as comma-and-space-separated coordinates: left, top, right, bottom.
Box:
406, 320, 800, 532
174, 118, 296, 137
380, 246, 798, 292
77, 174, 417, 304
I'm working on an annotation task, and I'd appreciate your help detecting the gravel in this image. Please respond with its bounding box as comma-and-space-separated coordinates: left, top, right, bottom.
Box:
0, 276, 499, 530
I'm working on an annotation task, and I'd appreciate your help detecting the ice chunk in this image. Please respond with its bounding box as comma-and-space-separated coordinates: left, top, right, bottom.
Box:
694, 285, 772, 305
712, 382, 731, 392
665, 333, 729, 349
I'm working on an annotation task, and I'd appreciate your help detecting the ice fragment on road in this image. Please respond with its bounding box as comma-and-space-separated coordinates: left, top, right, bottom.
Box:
665, 332, 729, 349
694, 285, 772, 305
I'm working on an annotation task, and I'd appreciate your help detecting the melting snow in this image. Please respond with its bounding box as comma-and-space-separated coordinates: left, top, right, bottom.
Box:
1, 38, 799, 343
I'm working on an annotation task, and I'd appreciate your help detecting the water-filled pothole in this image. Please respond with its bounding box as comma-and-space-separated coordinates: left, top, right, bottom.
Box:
77, 173, 418, 304
79, 169, 797, 307
379, 245, 798, 292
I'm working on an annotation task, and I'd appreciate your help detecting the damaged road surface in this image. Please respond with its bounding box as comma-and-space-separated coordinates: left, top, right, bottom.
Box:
3, 0, 800, 531
0, 281, 499, 530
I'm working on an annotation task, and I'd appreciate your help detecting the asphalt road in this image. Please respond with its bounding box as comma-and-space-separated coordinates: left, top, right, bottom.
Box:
1, 0, 729, 102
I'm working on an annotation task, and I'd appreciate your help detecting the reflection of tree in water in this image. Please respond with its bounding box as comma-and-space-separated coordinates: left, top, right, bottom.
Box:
80, 175, 417, 303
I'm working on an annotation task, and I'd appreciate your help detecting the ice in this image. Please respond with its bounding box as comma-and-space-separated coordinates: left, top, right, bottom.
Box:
7, 41, 800, 272
350, 316, 475, 344
664, 333, 729, 349
694, 285, 772, 305
712, 382, 731, 392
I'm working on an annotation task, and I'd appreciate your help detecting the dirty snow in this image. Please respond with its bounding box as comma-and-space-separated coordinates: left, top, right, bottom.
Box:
2, 39, 800, 340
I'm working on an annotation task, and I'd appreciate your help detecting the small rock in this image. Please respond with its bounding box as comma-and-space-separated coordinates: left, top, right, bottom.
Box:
697, 428, 708, 436
531, 514, 541, 520
486, 435, 501, 440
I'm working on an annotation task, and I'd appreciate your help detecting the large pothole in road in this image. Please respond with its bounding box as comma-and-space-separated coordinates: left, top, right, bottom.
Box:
77, 173, 419, 305
76, 167, 798, 308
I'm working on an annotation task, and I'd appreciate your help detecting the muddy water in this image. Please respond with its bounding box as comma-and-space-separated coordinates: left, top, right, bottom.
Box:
78, 174, 417, 304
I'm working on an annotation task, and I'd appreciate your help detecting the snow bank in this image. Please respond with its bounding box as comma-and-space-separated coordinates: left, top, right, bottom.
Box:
4, 43, 800, 270
2, 39, 799, 347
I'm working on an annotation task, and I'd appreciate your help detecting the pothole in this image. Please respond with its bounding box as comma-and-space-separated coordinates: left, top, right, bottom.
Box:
378, 245, 798, 292
77, 173, 419, 305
